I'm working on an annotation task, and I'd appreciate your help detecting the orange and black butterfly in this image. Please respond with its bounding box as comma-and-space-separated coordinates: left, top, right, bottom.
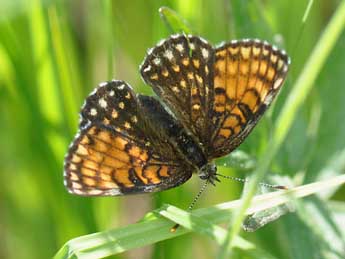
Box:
64, 35, 290, 196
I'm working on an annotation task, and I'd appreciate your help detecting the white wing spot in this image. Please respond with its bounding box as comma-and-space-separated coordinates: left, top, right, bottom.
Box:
264, 92, 274, 105
153, 57, 161, 65
164, 49, 174, 61
201, 48, 209, 59
143, 65, 151, 72
189, 43, 195, 50
118, 84, 125, 90
109, 90, 115, 96
176, 43, 184, 52
71, 182, 82, 190
86, 189, 104, 195
90, 108, 97, 116
273, 77, 283, 89
147, 48, 154, 55
98, 98, 107, 108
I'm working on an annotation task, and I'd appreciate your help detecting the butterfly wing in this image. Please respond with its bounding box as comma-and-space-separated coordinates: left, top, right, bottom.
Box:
140, 35, 215, 148
208, 40, 289, 159
64, 80, 193, 196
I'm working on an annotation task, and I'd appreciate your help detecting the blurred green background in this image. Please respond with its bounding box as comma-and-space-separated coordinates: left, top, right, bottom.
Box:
1, 0, 345, 258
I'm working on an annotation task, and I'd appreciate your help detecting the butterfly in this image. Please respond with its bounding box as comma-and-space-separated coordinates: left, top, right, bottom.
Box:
64, 34, 290, 196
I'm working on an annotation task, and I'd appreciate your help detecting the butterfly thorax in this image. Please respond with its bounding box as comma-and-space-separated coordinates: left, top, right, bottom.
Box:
139, 95, 208, 170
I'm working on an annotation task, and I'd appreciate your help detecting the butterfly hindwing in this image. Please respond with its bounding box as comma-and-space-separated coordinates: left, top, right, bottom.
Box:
64, 80, 193, 196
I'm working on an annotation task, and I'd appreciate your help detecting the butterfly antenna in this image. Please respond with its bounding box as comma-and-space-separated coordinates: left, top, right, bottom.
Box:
170, 180, 209, 232
216, 173, 288, 190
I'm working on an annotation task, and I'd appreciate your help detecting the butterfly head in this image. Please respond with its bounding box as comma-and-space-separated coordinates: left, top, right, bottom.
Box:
198, 163, 219, 185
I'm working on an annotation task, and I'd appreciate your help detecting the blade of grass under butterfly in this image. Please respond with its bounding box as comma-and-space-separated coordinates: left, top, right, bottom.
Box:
218, 1, 345, 257
159, 204, 279, 259
54, 174, 345, 258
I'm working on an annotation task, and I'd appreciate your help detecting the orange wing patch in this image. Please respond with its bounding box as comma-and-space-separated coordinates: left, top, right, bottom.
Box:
209, 40, 289, 158
65, 126, 142, 195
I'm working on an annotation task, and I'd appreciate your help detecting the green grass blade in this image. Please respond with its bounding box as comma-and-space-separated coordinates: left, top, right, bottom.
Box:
102, 0, 115, 80
291, 0, 314, 60
159, 6, 193, 34
0, 43, 16, 97
159, 204, 279, 259
29, 0, 62, 125
54, 174, 345, 258
48, 5, 81, 134
330, 201, 345, 237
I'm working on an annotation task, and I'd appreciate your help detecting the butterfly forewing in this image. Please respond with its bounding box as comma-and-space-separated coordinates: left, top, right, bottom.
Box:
64, 80, 193, 196
208, 40, 289, 159
140, 35, 215, 147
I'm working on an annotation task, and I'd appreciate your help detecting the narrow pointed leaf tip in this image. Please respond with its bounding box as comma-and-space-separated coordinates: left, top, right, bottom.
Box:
159, 6, 193, 34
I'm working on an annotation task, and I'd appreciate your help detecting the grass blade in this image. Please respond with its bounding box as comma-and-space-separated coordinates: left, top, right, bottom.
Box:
159, 6, 193, 34
102, 0, 115, 80
54, 174, 345, 258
